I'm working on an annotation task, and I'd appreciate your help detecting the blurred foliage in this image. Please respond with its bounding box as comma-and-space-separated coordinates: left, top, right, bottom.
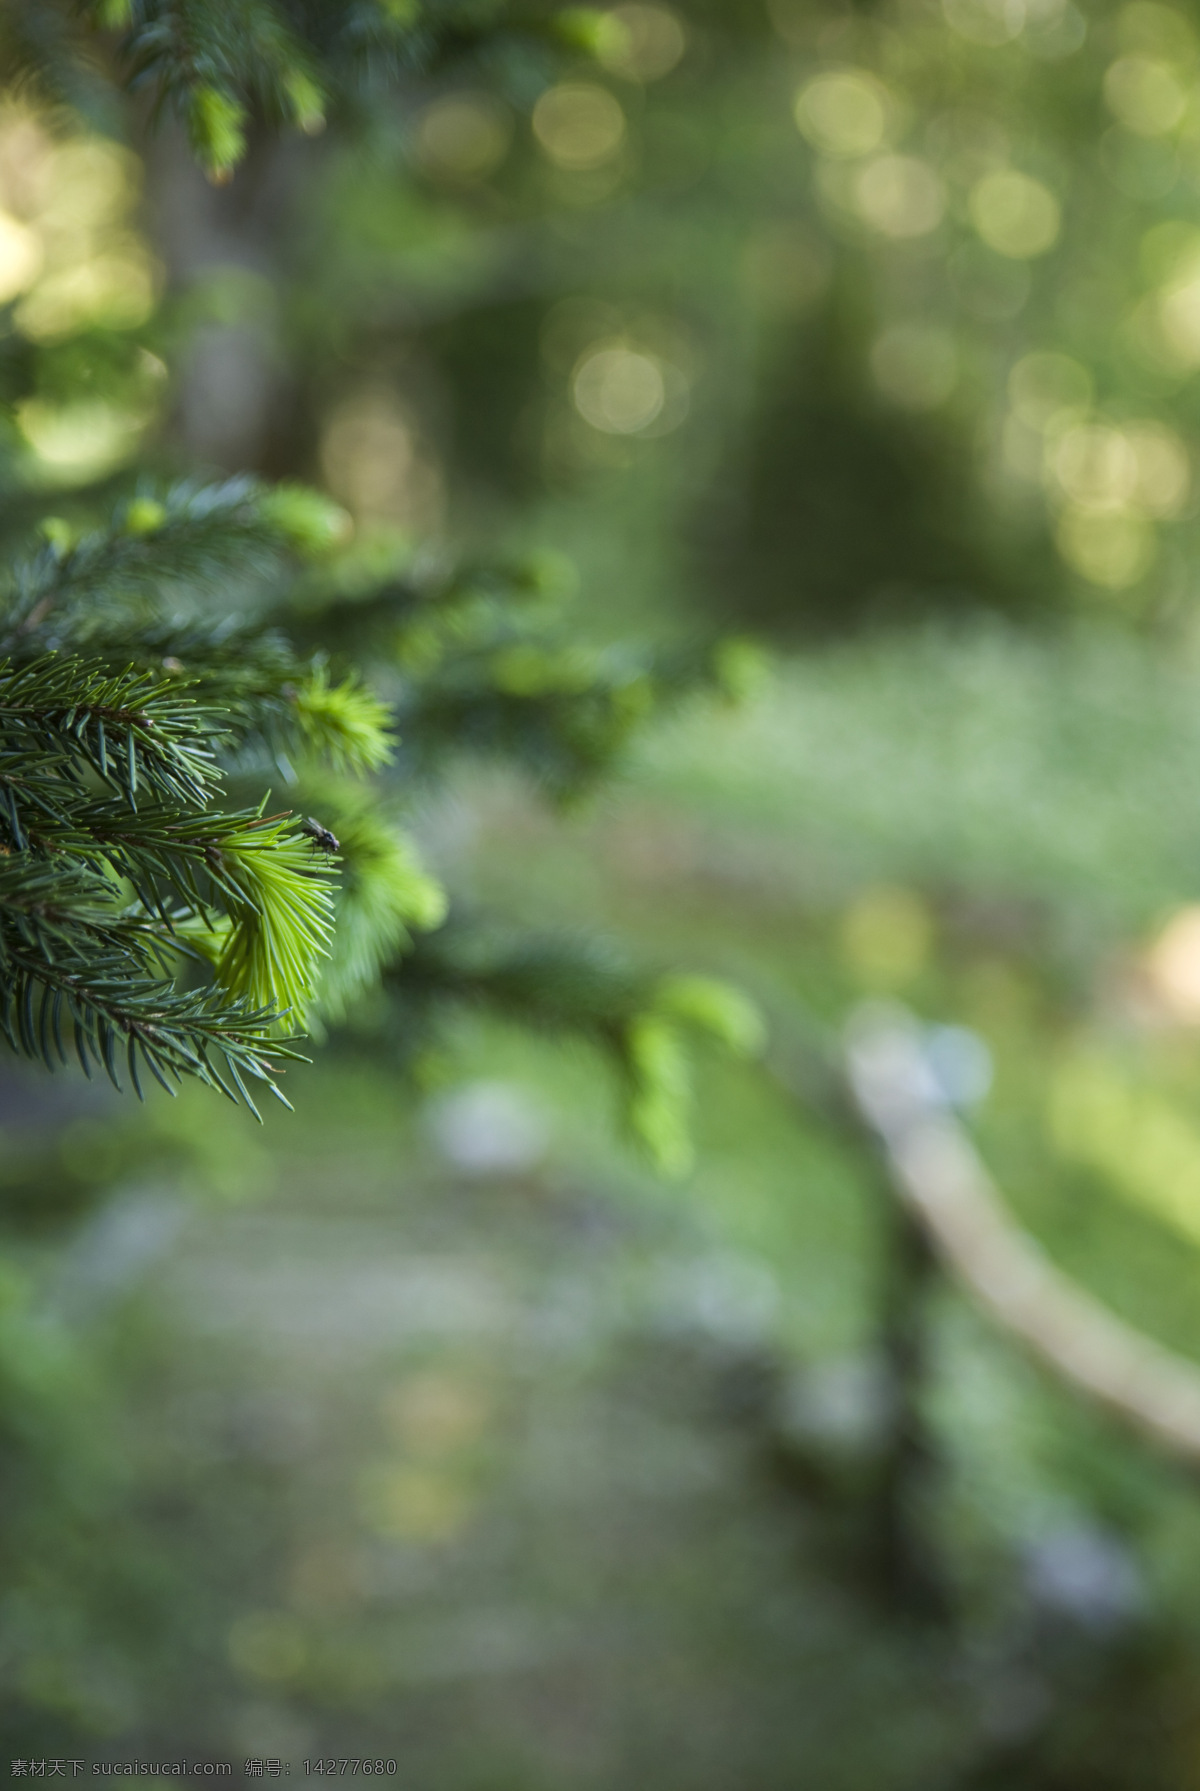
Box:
8, 0, 1200, 1785
0, 21, 759, 1157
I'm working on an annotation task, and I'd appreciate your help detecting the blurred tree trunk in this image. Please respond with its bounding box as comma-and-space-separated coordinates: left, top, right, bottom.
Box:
141, 119, 319, 478
869, 1184, 951, 1619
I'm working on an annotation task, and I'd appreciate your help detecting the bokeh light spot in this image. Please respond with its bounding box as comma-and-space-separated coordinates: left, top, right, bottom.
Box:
595, 4, 687, 82
40, 136, 141, 226
1154, 261, 1200, 365
415, 93, 512, 181
943, 0, 1025, 46
1127, 422, 1190, 516
357, 1464, 474, 1542
1147, 907, 1200, 1021
855, 156, 945, 238
17, 398, 148, 483
0, 104, 55, 217
1045, 418, 1189, 521
1055, 508, 1156, 586
0, 210, 40, 301
573, 345, 667, 433
16, 249, 159, 340
1104, 56, 1187, 135
533, 83, 626, 170
794, 71, 888, 159
1052, 425, 1140, 513
1116, 1, 1197, 66
970, 169, 1061, 257
319, 393, 443, 533
1008, 351, 1092, 428
1025, 0, 1087, 59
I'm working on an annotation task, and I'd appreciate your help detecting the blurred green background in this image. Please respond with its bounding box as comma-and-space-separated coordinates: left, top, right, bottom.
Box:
16, 0, 1200, 1783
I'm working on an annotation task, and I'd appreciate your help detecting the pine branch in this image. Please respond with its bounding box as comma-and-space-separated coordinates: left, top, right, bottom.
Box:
0, 642, 340, 1095
45, 626, 394, 776
12, 798, 337, 1015
0, 0, 112, 115
0, 15, 761, 1160
0, 943, 304, 1118
0, 852, 182, 976
307, 798, 446, 1024
0, 479, 345, 654
0, 656, 222, 837
205, 808, 336, 1019
290, 554, 743, 796
72, 0, 580, 177
0, 818, 313, 1115
393, 920, 762, 1174
395, 636, 745, 796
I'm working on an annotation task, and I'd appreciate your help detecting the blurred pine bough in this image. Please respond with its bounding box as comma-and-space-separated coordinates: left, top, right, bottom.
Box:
11, 0, 1200, 1164
0, 1, 762, 1170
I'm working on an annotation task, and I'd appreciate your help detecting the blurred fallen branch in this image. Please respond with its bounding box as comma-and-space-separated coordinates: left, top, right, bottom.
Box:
841, 1004, 1200, 1463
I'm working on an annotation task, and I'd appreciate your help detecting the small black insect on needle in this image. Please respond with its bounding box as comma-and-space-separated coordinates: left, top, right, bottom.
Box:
300, 816, 340, 855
